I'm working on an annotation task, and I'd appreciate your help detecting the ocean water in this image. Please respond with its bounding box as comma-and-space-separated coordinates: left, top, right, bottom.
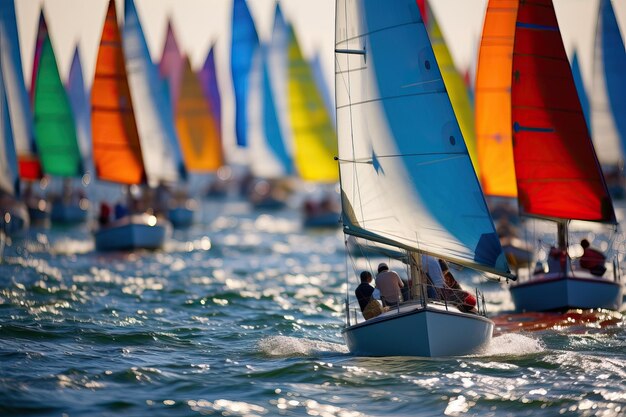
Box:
1, 198, 625, 417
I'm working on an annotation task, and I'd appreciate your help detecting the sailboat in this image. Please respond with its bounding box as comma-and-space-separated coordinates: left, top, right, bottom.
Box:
31, 12, 88, 224
67, 46, 93, 179
0, 0, 47, 224
508, 0, 622, 312
91, 0, 171, 251
336, 0, 513, 356
0, 32, 29, 237
474, 0, 534, 270
590, 0, 626, 200
287, 18, 340, 228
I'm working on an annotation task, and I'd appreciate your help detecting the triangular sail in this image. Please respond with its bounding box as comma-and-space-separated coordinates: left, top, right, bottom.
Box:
571, 52, 590, 132
91, 0, 145, 185
591, 0, 626, 167
511, 0, 615, 223
247, 47, 292, 179
475, 0, 519, 198
123, 0, 185, 186
288, 25, 338, 183
32, 12, 83, 178
29, 12, 46, 106
176, 55, 223, 173
0, 0, 40, 180
426, 3, 478, 176
198, 46, 222, 139
67, 46, 92, 174
0, 48, 19, 197
159, 20, 183, 114
336, 0, 510, 276
230, 0, 259, 147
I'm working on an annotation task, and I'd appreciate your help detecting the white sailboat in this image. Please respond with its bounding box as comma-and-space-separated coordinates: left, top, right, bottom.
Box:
335, 0, 513, 357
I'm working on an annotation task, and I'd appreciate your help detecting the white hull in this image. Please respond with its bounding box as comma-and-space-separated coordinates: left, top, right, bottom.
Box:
510, 272, 623, 312
51, 202, 88, 224
94, 214, 170, 251
342, 303, 493, 357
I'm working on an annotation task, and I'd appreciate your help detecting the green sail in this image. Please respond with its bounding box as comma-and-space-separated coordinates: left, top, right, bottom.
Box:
33, 17, 82, 177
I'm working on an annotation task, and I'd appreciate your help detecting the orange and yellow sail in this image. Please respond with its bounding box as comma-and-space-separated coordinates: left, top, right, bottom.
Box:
175, 56, 223, 172
474, 0, 519, 198
90, 0, 145, 185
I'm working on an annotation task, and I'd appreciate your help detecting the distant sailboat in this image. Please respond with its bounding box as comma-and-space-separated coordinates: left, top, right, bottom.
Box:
91, 0, 170, 251
0, 0, 46, 223
230, 0, 259, 147
31, 11, 88, 224
67, 46, 93, 177
590, 0, 626, 199
0, 36, 29, 236
159, 20, 183, 116
336, 0, 512, 357
508, 0, 622, 312
571, 51, 590, 131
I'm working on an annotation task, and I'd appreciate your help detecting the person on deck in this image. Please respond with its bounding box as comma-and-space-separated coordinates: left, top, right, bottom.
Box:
375, 262, 404, 307
98, 202, 111, 226
580, 239, 607, 276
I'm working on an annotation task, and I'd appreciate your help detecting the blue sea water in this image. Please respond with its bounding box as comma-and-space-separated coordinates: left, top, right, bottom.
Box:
1, 198, 625, 417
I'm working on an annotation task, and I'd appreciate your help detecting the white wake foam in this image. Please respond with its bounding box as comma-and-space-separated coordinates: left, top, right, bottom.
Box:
258, 336, 348, 357
478, 333, 545, 357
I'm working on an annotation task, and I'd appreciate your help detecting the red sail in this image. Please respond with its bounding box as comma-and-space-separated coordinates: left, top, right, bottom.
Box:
511, 0, 615, 223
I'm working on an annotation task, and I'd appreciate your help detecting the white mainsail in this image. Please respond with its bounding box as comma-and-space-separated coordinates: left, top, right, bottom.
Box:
335, 0, 509, 277
123, 0, 185, 187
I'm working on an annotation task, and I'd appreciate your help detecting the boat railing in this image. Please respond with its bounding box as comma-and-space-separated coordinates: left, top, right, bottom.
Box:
347, 284, 488, 325
522, 253, 621, 283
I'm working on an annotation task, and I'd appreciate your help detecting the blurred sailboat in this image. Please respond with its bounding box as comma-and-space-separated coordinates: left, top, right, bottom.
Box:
590, 0, 626, 199
336, 0, 513, 356
31, 12, 89, 224
90, 0, 171, 251
475, 0, 533, 270
508, 0, 622, 312
571, 51, 590, 132
0, 0, 47, 225
0, 32, 29, 237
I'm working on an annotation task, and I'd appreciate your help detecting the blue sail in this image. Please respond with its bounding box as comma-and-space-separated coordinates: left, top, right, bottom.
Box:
336, 0, 510, 276
123, 0, 187, 184
230, 0, 259, 147
0, 48, 19, 197
66, 46, 93, 175
571, 51, 590, 132
0, 0, 38, 178
262, 53, 292, 175
599, 0, 626, 151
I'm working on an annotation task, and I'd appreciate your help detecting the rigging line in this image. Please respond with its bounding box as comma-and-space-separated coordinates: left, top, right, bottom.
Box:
336, 151, 466, 164
336, 88, 446, 110
339, 20, 419, 44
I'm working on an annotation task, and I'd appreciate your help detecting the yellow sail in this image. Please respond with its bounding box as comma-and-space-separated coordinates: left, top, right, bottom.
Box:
287, 26, 338, 182
175, 56, 222, 172
474, 0, 519, 197
428, 12, 478, 177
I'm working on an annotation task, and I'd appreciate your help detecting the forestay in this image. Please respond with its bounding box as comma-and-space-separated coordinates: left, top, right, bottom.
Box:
335, 0, 510, 276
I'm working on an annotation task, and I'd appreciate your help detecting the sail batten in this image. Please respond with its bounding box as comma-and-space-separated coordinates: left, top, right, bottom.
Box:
511, 0, 616, 224
336, 0, 510, 277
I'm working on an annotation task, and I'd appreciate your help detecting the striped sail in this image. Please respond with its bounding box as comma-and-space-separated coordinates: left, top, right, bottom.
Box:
591, 0, 626, 167
512, 0, 615, 223
123, 0, 185, 186
198, 46, 222, 139
230, 0, 259, 147
288, 25, 338, 183
475, 0, 519, 198
67, 46, 92, 174
247, 48, 292, 179
0, 0, 40, 179
336, 0, 510, 276
176, 55, 223, 173
425, 2, 478, 176
32, 12, 83, 178
0, 47, 19, 197
91, 0, 145, 185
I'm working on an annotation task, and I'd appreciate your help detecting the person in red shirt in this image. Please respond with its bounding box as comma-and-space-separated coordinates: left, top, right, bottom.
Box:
580, 239, 607, 276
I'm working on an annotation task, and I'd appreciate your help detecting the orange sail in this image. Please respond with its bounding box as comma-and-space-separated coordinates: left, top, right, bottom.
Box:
175, 56, 222, 172
90, 0, 145, 184
475, 0, 519, 197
